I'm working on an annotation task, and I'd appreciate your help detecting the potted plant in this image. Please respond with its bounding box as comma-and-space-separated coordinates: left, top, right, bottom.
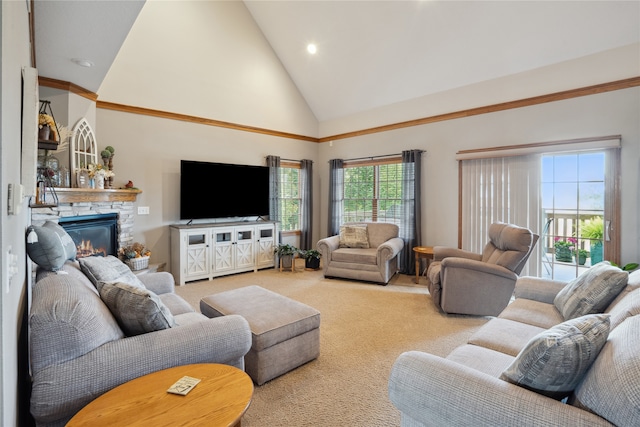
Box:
274, 243, 298, 269
580, 217, 604, 264
574, 248, 589, 266
554, 237, 576, 262
298, 249, 322, 270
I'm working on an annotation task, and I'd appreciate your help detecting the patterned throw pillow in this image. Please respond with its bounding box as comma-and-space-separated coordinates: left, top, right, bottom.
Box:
99, 281, 175, 336
499, 314, 610, 399
79, 255, 146, 291
339, 225, 370, 248
554, 261, 628, 320
26, 221, 77, 271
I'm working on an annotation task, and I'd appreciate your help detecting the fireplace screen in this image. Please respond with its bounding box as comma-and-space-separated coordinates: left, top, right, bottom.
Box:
58, 213, 118, 258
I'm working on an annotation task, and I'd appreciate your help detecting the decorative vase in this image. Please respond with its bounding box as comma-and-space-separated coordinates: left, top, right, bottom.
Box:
305, 257, 321, 270
95, 174, 105, 189
108, 155, 114, 188
555, 246, 573, 263
77, 170, 90, 188
280, 254, 294, 269
590, 241, 603, 265
38, 125, 50, 141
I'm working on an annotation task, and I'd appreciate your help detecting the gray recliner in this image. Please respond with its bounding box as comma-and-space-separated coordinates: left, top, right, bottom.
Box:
426, 222, 538, 316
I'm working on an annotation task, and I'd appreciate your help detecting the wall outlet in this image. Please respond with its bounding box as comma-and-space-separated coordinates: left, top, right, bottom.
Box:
138, 206, 150, 215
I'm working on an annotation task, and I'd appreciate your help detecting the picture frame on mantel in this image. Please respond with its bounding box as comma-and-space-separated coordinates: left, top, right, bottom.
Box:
21, 66, 39, 197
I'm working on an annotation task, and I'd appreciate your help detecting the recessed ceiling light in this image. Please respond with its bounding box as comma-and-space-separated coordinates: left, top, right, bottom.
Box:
71, 58, 94, 68
307, 44, 317, 54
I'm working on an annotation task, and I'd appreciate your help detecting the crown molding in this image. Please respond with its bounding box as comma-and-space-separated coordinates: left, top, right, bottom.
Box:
39, 75, 639, 143
38, 76, 98, 102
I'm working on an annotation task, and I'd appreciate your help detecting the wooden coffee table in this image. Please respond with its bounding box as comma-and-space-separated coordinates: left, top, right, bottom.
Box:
66, 363, 253, 427
413, 246, 434, 283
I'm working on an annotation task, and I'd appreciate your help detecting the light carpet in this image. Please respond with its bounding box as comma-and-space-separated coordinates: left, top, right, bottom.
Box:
174, 264, 489, 427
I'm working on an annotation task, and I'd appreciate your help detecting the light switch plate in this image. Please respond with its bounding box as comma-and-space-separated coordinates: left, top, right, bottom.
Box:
138, 206, 150, 215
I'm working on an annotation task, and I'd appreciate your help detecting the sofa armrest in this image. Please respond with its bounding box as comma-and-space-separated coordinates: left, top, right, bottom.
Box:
441, 257, 516, 280
514, 276, 567, 304
30, 315, 252, 425
138, 271, 176, 295
389, 351, 613, 427
433, 246, 482, 262
377, 237, 404, 261
317, 235, 340, 257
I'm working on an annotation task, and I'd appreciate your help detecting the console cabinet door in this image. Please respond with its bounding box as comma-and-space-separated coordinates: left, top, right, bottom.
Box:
235, 226, 255, 270
185, 230, 210, 280
256, 224, 276, 268
212, 227, 234, 273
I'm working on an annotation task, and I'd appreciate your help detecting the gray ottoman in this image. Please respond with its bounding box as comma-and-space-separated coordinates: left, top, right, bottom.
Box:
200, 285, 320, 385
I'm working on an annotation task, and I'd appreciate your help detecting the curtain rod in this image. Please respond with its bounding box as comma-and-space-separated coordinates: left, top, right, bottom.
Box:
333, 150, 425, 163
339, 153, 402, 162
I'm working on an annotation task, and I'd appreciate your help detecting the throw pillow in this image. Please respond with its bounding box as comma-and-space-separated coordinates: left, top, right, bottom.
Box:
499, 313, 610, 399
99, 281, 175, 336
554, 261, 628, 320
339, 224, 370, 248
79, 255, 146, 292
26, 221, 77, 271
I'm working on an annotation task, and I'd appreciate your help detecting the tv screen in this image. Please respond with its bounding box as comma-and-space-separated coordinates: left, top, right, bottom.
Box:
180, 160, 270, 220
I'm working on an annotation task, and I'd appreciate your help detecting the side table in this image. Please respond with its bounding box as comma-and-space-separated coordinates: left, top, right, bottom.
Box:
66, 363, 253, 427
413, 246, 434, 284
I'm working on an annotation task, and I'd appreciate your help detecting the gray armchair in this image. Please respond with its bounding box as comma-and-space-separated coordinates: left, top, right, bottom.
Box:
317, 222, 404, 284
426, 222, 538, 316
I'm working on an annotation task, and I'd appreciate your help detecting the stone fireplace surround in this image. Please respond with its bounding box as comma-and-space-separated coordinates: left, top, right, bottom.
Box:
30, 188, 141, 252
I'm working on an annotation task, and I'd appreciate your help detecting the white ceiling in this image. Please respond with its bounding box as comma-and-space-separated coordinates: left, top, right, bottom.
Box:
34, 1, 640, 123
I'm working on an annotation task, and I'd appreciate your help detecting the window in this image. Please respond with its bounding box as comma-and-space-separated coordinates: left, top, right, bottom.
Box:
278, 163, 301, 232
343, 159, 402, 224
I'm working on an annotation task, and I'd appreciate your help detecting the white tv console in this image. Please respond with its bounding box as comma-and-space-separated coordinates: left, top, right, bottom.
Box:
170, 221, 278, 285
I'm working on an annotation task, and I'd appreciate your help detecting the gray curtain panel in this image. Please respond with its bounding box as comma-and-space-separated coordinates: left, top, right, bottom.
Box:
400, 150, 423, 274
300, 159, 313, 250
266, 155, 281, 226
328, 159, 344, 236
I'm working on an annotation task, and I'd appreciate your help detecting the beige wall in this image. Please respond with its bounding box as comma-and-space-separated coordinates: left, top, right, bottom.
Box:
1, 1, 33, 425
317, 87, 640, 265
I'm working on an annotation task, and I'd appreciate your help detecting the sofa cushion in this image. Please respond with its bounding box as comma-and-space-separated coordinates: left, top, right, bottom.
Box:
331, 247, 378, 265
99, 281, 175, 336
554, 262, 628, 320
499, 314, 610, 399
572, 315, 640, 426
339, 224, 370, 248
79, 255, 146, 291
605, 268, 640, 314
447, 344, 516, 378
29, 274, 124, 373
468, 318, 547, 357
607, 288, 640, 330
26, 221, 77, 271
499, 298, 565, 329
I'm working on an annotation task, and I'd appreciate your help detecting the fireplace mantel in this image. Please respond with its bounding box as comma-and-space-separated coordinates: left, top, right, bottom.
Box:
53, 188, 142, 204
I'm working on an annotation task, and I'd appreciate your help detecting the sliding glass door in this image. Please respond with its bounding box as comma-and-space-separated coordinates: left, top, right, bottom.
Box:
541, 149, 619, 280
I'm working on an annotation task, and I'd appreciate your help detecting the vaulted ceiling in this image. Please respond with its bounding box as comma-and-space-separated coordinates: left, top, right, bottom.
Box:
33, 1, 640, 123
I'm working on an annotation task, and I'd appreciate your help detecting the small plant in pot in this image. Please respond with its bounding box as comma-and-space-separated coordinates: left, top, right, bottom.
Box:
299, 249, 322, 270
274, 243, 298, 269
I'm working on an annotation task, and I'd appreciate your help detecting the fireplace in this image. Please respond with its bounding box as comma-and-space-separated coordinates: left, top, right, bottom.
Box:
58, 213, 118, 258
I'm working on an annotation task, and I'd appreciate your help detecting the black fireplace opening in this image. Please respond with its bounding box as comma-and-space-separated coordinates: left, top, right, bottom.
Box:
58, 213, 118, 258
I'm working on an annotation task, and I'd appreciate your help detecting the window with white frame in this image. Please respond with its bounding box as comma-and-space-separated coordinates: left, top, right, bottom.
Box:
278, 163, 301, 232
343, 158, 402, 224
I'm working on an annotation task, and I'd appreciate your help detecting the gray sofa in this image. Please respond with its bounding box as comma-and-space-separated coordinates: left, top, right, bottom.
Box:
317, 222, 404, 284
389, 266, 640, 426
29, 260, 252, 427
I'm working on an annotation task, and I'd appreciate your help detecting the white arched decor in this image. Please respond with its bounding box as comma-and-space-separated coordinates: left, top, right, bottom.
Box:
70, 118, 98, 187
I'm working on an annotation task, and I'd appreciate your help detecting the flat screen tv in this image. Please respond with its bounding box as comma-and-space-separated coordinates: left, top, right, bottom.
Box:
180, 160, 270, 220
